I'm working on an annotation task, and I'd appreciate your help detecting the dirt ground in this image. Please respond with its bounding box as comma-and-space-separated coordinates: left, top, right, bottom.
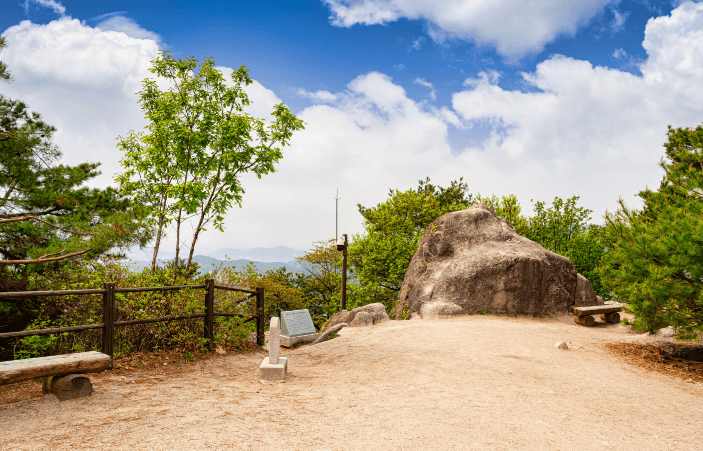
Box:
1, 314, 702, 451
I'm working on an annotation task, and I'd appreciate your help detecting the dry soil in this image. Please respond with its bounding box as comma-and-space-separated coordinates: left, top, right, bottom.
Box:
1, 314, 701, 451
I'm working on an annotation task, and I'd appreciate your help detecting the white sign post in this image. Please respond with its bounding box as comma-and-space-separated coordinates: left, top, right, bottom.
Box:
258, 317, 287, 381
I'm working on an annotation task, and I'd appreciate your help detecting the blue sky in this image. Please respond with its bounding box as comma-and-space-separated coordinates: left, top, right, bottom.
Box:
1, 0, 702, 257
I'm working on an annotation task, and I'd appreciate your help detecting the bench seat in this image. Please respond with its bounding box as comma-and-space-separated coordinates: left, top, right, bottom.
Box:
0, 351, 112, 386
573, 304, 624, 317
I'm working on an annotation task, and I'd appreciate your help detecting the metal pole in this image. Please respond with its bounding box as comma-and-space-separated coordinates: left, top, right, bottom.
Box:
341, 234, 347, 311
334, 189, 340, 241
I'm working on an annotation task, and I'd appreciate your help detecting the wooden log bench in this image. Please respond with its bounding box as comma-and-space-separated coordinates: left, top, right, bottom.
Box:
0, 351, 112, 401
573, 305, 624, 327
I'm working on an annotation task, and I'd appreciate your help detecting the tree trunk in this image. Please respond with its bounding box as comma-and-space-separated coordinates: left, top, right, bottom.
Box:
186, 210, 207, 272
174, 207, 183, 279
150, 211, 166, 275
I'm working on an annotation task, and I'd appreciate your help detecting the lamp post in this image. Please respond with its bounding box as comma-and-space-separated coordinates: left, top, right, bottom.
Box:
336, 233, 348, 311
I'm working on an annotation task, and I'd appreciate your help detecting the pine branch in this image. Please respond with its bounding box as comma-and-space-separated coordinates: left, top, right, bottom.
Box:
0, 249, 90, 265
0, 215, 92, 236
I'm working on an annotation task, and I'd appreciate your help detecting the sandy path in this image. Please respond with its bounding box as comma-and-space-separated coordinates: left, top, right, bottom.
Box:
1, 315, 701, 451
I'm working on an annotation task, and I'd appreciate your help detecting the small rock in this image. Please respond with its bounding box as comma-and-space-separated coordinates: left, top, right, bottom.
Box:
555, 341, 569, 350
657, 326, 676, 338
163, 362, 168, 366
215, 346, 227, 355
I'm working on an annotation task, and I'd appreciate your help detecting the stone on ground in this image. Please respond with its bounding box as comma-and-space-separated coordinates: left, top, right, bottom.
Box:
555, 341, 569, 350
322, 303, 390, 330
311, 323, 348, 345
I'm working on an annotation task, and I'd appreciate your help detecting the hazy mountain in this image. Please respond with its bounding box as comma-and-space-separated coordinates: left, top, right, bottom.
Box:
191, 255, 303, 274
205, 246, 306, 263
125, 255, 303, 275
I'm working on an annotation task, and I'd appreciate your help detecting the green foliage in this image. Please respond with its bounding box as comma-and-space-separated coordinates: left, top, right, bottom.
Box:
350, 178, 472, 305
563, 225, 612, 301
598, 124, 703, 339
115, 51, 304, 275
526, 196, 592, 255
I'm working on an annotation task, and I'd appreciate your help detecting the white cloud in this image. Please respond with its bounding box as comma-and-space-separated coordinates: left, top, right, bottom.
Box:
95, 15, 162, 43
611, 9, 630, 32
323, 0, 616, 60
22, 0, 66, 17
612, 47, 627, 59
449, 0, 703, 217
413, 78, 436, 101
0, 17, 159, 184
411, 36, 425, 50
4, 1, 703, 256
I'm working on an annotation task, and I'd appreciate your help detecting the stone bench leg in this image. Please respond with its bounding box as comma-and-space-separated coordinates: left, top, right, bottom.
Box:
42, 374, 93, 401
574, 315, 595, 327
601, 312, 620, 324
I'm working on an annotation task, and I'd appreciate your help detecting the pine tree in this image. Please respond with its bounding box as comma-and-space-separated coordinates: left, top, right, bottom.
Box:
598, 124, 703, 339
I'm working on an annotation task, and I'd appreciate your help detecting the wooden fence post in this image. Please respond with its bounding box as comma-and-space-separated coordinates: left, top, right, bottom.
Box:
256, 287, 265, 347
101, 282, 115, 357
205, 278, 215, 351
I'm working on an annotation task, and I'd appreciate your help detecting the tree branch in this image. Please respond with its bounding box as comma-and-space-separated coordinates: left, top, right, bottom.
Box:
0, 215, 92, 236
0, 249, 90, 265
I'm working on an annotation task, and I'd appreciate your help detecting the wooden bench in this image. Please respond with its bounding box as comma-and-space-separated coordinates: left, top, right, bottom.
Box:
573, 305, 624, 327
0, 351, 112, 400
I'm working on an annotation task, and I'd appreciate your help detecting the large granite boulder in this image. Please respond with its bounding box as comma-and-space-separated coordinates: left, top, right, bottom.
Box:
574, 273, 604, 307
394, 204, 594, 319
322, 303, 390, 330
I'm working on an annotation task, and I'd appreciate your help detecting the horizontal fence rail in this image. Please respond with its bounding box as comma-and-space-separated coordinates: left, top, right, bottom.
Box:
0, 279, 266, 356
0, 288, 106, 298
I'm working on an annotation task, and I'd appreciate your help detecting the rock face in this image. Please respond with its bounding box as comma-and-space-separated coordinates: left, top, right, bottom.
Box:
574, 273, 604, 307
323, 303, 390, 330
394, 204, 593, 319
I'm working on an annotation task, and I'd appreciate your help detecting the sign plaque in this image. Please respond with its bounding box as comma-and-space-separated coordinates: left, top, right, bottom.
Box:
280, 309, 317, 338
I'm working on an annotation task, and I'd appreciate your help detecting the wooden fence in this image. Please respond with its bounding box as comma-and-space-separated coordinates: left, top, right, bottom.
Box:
0, 279, 265, 357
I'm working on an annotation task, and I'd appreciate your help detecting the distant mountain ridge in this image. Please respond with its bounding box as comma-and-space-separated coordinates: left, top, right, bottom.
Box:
205, 246, 306, 263
191, 255, 303, 274
125, 254, 303, 275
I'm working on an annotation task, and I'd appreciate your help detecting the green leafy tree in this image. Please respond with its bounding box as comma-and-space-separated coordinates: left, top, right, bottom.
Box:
350, 178, 472, 309
564, 225, 612, 300
598, 124, 703, 339
526, 196, 592, 255
116, 51, 305, 276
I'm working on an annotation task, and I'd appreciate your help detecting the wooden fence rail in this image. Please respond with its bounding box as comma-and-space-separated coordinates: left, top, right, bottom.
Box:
0, 279, 265, 356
